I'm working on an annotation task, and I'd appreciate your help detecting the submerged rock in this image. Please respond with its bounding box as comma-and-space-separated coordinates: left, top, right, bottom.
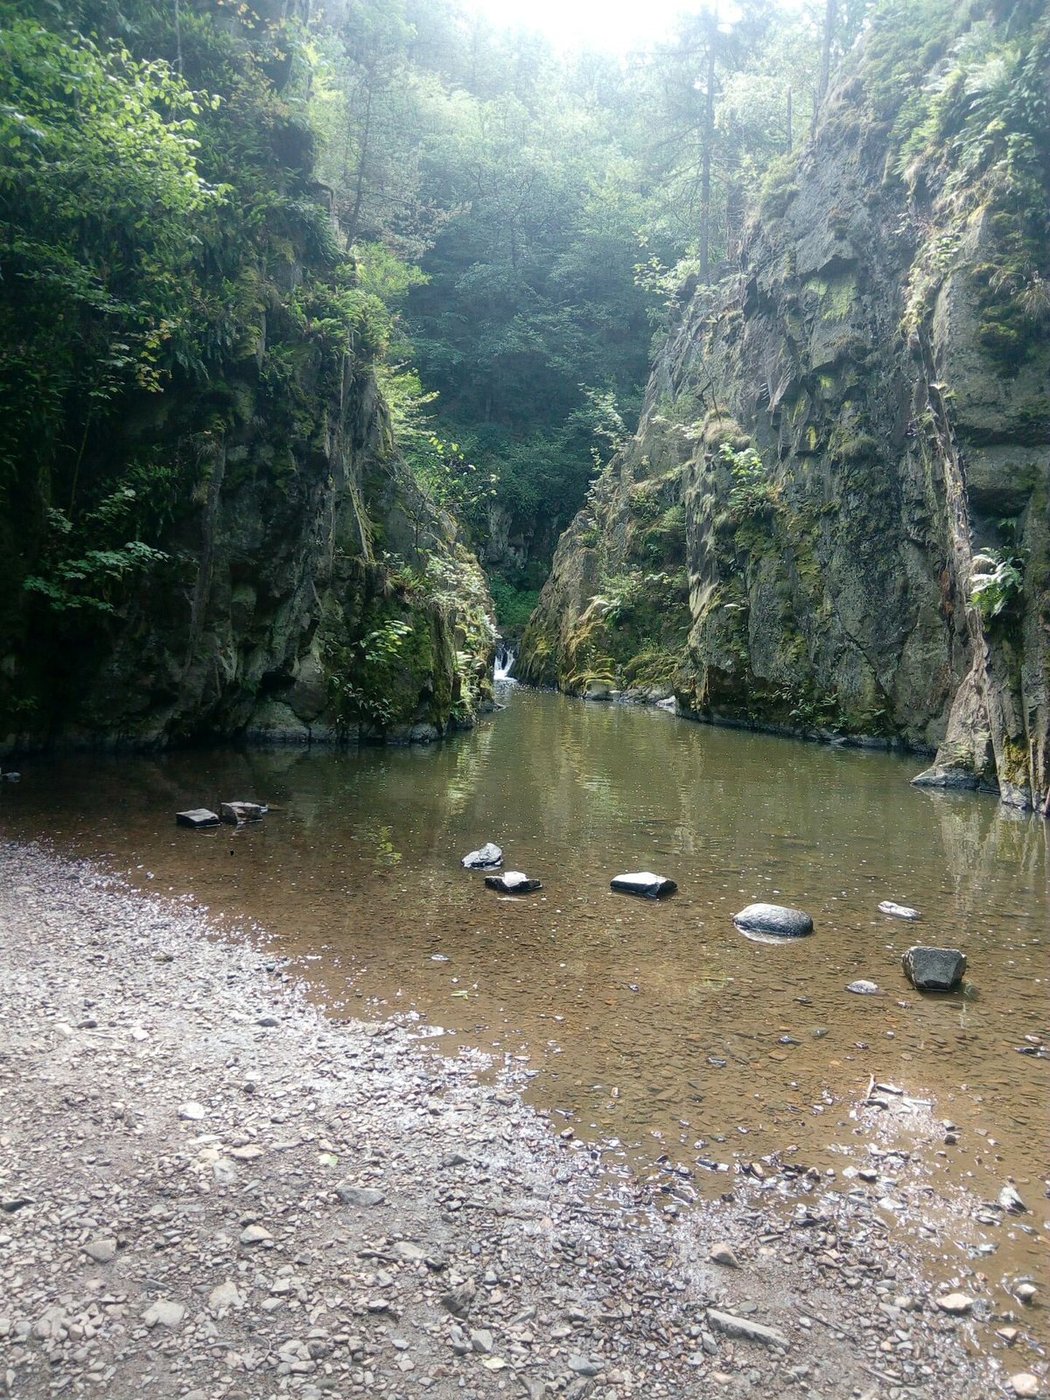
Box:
611, 871, 677, 899
461, 842, 503, 870
847, 980, 880, 995
176, 808, 220, 828
878, 900, 921, 921
484, 871, 542, 894
733, 903, 813, 937
902, 945, 966, 992
220, 801, 268, 824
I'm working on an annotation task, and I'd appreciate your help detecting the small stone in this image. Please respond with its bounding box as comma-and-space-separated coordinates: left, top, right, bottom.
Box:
209, 1281, 245, 1314
178, 1101, 206, 1120
393, 1240, 428, 1262
878, 900, 921, 920
336, 1185, 385, 1207
256, 1015, 280, 1027
220, 801, 267, 823
611, 871, 677, 899
143, 1300, 185, 1329
469, 1328, 493, 1353
484, 871, 542, 894
709, 1244, 739, 1267
82, 1237, 117, 1264
1015, 1283, 1038, 1305
998, 1185, 1028, 1214
847, 980, 880, 995
175, 808, 220, 828
997, 1327, 1020, 1344
568, 1355, 601, 1376
461, 843, 502, 870
239, 1223, 272, 1245
1009, 1375, 1041, 1398
935, 1293, 973, 1315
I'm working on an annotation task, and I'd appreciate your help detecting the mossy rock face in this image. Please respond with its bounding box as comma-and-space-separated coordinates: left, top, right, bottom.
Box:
521, 0, 1050, 814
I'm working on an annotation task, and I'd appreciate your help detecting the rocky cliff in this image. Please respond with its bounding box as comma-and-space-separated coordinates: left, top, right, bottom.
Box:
0, 3, 494, 753
521, 0, 1049, 815
0, 353, 494, 750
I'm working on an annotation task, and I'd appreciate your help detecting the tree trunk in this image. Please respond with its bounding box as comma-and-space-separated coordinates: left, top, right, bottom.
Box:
699, 44, 716, 282
816, 0, 837, 111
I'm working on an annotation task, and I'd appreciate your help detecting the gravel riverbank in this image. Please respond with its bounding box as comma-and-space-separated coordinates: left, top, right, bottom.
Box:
0, 841, 1037, 1399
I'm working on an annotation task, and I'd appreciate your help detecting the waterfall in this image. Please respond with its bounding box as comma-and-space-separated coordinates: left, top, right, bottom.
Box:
494, 644, 516, 680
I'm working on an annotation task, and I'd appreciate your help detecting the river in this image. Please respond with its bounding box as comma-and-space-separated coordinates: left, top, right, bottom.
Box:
2, 684, 1047, 1291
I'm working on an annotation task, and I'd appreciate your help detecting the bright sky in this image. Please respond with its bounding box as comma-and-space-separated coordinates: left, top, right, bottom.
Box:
462, 0, 730, 53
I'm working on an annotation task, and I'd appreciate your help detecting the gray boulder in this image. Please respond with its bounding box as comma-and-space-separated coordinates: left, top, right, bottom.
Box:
611, 871, 677, 899
176, 808, 220, 828
902, 945, 967, 992
461, 842, 503, 870
733, 902, 813, 937
485, 871, 542, 894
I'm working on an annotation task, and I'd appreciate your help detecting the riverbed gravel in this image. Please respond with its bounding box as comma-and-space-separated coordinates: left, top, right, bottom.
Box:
0, 840, 1038, 1399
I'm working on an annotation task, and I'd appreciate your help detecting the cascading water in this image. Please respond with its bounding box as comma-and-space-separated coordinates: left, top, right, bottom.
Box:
494, 644, 516, 681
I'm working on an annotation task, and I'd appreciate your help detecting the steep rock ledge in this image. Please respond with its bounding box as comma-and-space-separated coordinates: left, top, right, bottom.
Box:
522, 4, 1049, 814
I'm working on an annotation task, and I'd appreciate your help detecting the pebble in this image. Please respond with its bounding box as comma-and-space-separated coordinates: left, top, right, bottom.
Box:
142, 1300, 186, 1329
82, 1236, 117, 1263
709, 1243, 739, 1267
1010, 1375, 1041, 1398
935, 1293, 973, 1315
239, 1223, 272, 1245
336, 1184, 386, 1206
177, 1101, 206, 1120
847, 980, 880, 995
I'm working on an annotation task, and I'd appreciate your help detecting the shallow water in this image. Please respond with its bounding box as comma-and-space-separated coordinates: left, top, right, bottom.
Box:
3, 686, 1047, 1291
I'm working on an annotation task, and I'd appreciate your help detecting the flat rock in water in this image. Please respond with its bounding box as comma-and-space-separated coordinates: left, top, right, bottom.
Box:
176, 808, 220, 829
220, 801, 267, 823
611, 871, 677, 899
902, 945, 966, 991
847, 980, 879, 995
461, 842, 503, 870
878, 900, 921, 921
484, 871, 542, 894
733, 902, 813, 937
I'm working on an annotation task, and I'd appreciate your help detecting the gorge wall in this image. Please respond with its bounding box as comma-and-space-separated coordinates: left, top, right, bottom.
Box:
0, 3, 494, 753
521, 0, 1050, 815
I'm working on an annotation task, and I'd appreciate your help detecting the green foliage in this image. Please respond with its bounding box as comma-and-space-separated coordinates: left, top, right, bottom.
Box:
970, 549, 1024, 622
720, 442, 779, 519
488, 578, 540, 634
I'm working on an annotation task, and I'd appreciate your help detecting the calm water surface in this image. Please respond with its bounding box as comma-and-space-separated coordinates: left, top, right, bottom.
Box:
3, 685, 1047, 1287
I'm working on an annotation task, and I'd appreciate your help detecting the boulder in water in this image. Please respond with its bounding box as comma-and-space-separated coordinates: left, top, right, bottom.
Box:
611, 871, 677, 899
902, 945, 966, 991
485, 871, 542, 894
461, 842, 503, 870
879, 900, 921, 921
733, 902, 813, 937
176, 808, 220, 829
